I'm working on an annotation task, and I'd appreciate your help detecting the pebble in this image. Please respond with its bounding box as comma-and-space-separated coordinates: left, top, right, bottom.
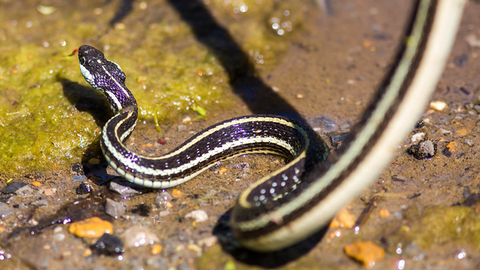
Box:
177, 124, 187, 132
182, 116, 192, 124
150, 244, 162, 255
187, 243, 202, 253
453, 54, 468, 68
31, 200, 49, 207
91, 233, 124, 256
378, 209, 390, 218
411, 132, 425, 143
0, 202, 14, 218
109, 181, 141, 196
155, 191, 173, 208
43, 188, 57, 196
328, 229, 342, 239
407, 140, 436, 160
456, 128, 471, 137
52, 233, 65, 241
466, 34, 480, 47
344, 241, 385, 267
172, 189, 183, 198
123, 226, 160, 248
68, 217, 113, 238
71, 163, 85, 175
76, 182, 93, 195
185, 210, 208, 223
198, 236, 217, 248
330, 132, 349, 148
329, 208, 356, 229
159, 210, 170, 217
31, 181, 42, 187
15, 185, 34, 197
429, 101, 447, 111
438, 128, 452, 135
2, 181, 28, 194
105, 198, 126, 219
72, 175, 87, 183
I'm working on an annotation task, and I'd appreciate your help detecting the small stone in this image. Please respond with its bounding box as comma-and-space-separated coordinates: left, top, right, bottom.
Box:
172, 189, 183, 198
453, 54, 468, 68
91, 233, 124, 256
0, 202, 14, 218
429, 101, 447, 111
407, 140, 436, 160
177, 125, 187, 132
187, 243, 202, 253
123, 226, 160, 248
443, 141, 458, 158
31, 200, 49, 207
182, 116, 192, 124
330, 208, 356, 229
43, 188, 57, 196
466, 34, 480, 47
411, 132, 425, 143
378, 209, 390, 218
198, 236, 217, 248
438, 128, 452, 135
76, 182, 93, 195
1, 181, 28, 194
82, 248, 93, 258
185, 210, 208, 223
68, 217, 113, 238
105, 198, 125, 219
53, 233, 65, 241
328, 229, 342, 239
344, 241, 385, 267
464, 138, 474, 147
329, 132, 349, 148
31, 181, 42, 187
296, 94, 304, 99
473, 104, 480, 114
151, 244, 163, 255
109, 181, 141, 196
72, 175, 87, 183
15, 185, 34, 197
155, 191, 173, 208
71, 162, 85, 175
159, 210, 170, 217
456, 128, 471, 137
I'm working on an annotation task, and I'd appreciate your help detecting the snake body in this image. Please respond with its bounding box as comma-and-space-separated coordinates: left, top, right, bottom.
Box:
78, 0, 465, 252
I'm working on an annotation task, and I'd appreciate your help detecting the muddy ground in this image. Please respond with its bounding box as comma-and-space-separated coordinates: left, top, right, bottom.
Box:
2, 0, 480, 269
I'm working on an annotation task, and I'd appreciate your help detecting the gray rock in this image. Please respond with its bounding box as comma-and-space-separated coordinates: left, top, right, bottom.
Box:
0, 202, 14, 218
109, 181, 141, 196
105, 198, 126, 219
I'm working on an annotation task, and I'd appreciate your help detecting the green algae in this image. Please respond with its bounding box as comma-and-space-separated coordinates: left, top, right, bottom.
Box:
403, 205, 480, 250
0, 0, 314, 177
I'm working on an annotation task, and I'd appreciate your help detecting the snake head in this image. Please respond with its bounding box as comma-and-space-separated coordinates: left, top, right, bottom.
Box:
78, 45, 126, 93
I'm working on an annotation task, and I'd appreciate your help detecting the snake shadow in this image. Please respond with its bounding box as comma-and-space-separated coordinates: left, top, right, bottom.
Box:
213, 210, 328, 268
167, 0, 328, 265
59, 76, 112, 177
166, 0, 303, 121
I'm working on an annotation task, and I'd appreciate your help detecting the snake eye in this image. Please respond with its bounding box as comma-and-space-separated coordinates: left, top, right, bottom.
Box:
79, 57, 86, 66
